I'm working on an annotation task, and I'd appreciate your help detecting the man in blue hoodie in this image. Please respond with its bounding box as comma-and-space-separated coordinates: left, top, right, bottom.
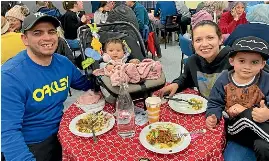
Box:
1, 12, 94, 161
154, 1, 177, 27
126, 1, 150, 32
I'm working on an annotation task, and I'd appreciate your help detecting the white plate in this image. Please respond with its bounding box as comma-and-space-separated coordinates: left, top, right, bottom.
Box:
69, 111, 115, 137
139, 122, 191, 154
75, 99, 105, 113
168, 94, 207, 114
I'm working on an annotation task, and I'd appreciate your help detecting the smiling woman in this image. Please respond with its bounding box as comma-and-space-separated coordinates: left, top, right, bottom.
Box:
159, 20, 232, 99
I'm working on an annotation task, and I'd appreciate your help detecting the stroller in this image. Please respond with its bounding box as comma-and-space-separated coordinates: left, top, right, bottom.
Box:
78, 21, 166, 103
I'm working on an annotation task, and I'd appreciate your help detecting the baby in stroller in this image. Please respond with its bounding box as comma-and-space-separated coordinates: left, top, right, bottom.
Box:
93, 38, 162, 87
78, 22, 165, 104
101, 38, 140, 71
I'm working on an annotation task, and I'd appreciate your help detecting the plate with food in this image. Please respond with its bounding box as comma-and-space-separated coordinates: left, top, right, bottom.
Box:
139, 122, 191, 154
69, 111, 115, 137
168, 94, 207, 114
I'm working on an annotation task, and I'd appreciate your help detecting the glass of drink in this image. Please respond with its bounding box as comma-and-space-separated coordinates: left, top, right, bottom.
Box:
145, 97, 161, 124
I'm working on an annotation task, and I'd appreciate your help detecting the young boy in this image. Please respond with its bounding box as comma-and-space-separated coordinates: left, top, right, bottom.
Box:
205, 36, 269, 161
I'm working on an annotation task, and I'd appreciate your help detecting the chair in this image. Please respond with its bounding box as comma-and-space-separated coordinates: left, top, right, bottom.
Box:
189, 8, 196, 16
161, 14, 182, 49
179, 34, 194, 74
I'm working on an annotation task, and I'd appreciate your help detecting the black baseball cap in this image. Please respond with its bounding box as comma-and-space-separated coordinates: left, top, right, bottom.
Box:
229, 36, 269, 60
22, 12, 60, 33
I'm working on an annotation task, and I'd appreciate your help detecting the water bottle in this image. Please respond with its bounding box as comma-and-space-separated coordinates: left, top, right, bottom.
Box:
116, 83, 135, 138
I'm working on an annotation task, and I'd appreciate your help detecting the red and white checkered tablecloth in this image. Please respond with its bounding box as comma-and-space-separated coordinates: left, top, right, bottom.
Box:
58, 89, 226, 161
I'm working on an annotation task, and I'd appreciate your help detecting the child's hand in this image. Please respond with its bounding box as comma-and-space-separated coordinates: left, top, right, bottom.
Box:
129, 59, 140, 64
106, 64, 114, 72
252, 100, 269, 123
206, 114, 218, 131
227, 104, 247, 117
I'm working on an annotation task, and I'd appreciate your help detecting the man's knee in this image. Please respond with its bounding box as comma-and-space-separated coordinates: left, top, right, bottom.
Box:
254, 139, 269, 161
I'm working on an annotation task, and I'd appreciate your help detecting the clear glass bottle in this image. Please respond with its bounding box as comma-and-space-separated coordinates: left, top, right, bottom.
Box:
116, 83, 135, 138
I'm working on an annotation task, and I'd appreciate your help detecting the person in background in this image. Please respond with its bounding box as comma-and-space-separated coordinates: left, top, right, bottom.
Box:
4, 6, 75, 65
91, 1, 101, 13
126, 1, 150, 33
224, 4, 269, 46
1, 13, 94, 161
174, 1, 191, 34
158, 20, 232, 99
218, 1, 248, 34
153, 1, 177, 28
94, 1, 110, 24
206, 36, 269, 161
1, 16, 25, 65
102, 3, 140, 41
1, 1, 18, 16
61, 1, 86, 49
196, 2, 205, 13
34, 1, 62, 20
197, 1, 228, 23
5, 5, 30, 32
245, 1, 264, 13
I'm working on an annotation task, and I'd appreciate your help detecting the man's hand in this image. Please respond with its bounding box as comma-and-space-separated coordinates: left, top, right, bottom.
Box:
227, 104, 247, 117
206, 114, 218, 131
252, 100, 269, 123
158, 83, 179, 98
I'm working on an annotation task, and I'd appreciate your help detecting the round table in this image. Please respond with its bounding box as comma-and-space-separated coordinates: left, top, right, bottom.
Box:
58, 89, 226, 161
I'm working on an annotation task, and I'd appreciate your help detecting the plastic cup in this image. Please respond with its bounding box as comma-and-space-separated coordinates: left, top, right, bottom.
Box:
145, 97, 161, 123
147, 110, 160, 117
148, 115, 160, 124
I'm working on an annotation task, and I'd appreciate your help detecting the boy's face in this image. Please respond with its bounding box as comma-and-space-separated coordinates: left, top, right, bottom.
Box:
106, 43, 125, 60
229, 52, 266, 80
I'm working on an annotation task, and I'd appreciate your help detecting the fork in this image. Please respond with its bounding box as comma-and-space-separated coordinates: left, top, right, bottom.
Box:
174, 129, 206, 138
89, 117, 98, 143
164, 96, 195, 105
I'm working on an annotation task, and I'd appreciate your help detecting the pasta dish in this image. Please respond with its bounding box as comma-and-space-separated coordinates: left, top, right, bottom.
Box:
189, 98, 203, 110
76, 112, 111, 133
146, 123, 181, 149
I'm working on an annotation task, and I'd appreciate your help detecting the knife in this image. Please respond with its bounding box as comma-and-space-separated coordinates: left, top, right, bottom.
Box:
163, 96, 194, 105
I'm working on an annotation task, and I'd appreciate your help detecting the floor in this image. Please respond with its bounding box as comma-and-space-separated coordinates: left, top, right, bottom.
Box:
63, 42, 183, 110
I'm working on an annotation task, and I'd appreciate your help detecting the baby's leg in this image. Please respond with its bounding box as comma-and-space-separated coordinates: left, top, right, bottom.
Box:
253, 139, 269, 161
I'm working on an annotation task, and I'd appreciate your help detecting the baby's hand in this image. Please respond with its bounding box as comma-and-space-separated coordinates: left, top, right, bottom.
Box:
206, 114, 218, 131
252, 100, 269, 123
227, 104, 247, 117
129, 59, 140, 64
106, 64, 114, 71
